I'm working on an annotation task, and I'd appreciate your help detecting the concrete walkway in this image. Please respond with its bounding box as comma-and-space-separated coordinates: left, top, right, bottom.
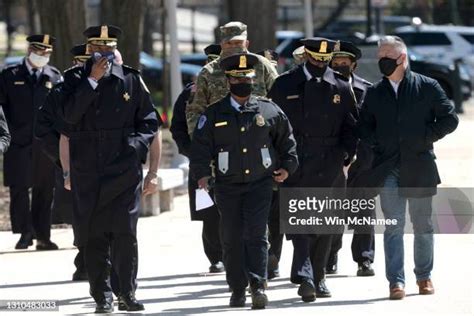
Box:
0, 102, 473, 315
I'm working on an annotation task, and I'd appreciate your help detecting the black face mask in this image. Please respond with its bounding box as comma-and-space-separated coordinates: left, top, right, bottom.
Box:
306, 61, 327, 78
230, 82, 252, 97
332, 65, 352, 78
378, 57, 400, 76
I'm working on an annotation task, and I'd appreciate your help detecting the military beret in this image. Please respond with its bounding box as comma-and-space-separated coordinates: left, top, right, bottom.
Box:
83, 25, 122, 46
301, 37, 338, 62
220, 53, 258, 78
257, 49, 279, 62
204, 44, 221, 58
332, 41, 362, 60
220, 21, 247, 42
70, 43, 90, 62
27, 34, 55, 51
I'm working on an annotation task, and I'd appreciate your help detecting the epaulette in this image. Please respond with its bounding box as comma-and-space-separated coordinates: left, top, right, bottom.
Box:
122, 64, 140, 74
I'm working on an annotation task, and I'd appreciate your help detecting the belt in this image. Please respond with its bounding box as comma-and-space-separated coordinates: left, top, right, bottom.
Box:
69, 128, 135, 140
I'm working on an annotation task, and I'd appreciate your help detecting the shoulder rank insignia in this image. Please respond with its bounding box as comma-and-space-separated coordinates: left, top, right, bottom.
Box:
256, 114, 265, 127
333, 94, 341, 104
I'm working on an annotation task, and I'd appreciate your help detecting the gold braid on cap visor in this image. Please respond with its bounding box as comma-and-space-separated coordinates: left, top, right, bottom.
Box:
304, 48, 333, 61
224, 69, 255, 77
332, 52, 356, 59
88, 38, 117, 46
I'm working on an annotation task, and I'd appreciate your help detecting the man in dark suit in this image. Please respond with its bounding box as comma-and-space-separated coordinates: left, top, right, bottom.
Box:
357, 36, 458, 300
0, 34, 62, 250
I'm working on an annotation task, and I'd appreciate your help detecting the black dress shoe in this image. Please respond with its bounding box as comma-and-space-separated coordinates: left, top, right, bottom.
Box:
36, 240, 59, 251
95, 301, 114, 313
229, 289, 246, 307
118, 293, 145, 311
316, 279, 332, 298
15, 233, 33, 249
209, 261, 225, 273
72, 270, 88, 281
250, 288, 268, 309
357, 260, 375, 277
297, 279, 316, 302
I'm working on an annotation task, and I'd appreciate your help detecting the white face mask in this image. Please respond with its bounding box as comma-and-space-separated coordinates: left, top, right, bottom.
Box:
28, 52, 50, 68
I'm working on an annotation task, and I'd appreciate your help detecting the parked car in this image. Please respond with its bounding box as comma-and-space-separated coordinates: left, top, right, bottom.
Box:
1, 53, 202, 92
395, 24, 474, 81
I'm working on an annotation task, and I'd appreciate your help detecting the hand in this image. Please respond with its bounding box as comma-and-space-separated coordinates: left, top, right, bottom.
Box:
198, 176, 211, 192
273, 168, 289, 183
143, 172, 159, 196
89, 57, 108, 81
64, 177, 71, 191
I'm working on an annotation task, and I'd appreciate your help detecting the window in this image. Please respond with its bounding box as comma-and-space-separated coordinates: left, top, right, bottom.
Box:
460, 34, 474, 44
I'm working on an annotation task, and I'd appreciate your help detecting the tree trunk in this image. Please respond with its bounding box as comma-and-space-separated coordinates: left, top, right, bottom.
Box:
225, 0, 277, 53
101, 0, 145, 69
26, 0, 40, 34
142, 0, 161, 55
315, 0, 351, 32
37, 0, 86, 72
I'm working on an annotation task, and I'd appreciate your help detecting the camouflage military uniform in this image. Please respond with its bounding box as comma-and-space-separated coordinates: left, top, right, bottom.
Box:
186, 22, 278, 135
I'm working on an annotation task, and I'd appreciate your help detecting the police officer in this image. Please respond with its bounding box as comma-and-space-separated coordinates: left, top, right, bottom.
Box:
327, 41, 375, 276
191, 53, 298, 309
60, 25, 160, 313
0, 34, 62, 250
268, 38, 358, 301
170, 43, 225, 273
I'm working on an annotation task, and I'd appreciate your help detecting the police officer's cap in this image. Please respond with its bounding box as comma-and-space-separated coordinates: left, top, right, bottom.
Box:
70, 44, 90, 62
220, 53, 258, 78
83, 25, 122, 46
300, 37, 338, 62
257, 49, 279, 62
27, 34, 55, 52
204, 44, 221, 58
332, 41, 362, 60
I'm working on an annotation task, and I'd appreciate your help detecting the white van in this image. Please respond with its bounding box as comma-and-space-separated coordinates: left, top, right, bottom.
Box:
394, 24, 474, 78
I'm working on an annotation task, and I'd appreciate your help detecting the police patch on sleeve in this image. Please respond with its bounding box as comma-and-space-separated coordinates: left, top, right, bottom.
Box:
197, 115, 207, 129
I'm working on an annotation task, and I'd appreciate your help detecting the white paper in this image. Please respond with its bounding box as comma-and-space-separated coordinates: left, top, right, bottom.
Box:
195, 189, 214, 211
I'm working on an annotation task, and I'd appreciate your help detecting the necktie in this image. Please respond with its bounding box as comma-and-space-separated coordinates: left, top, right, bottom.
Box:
31, 68, 38, 85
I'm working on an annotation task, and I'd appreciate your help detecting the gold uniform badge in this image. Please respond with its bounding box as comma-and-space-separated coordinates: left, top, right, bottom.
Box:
256, 114, 265, 127
123, 92, 130, 101
333, 94, 341, 104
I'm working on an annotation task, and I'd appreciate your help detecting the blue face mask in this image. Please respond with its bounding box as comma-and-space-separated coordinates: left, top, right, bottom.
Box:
92, 51, 115, 63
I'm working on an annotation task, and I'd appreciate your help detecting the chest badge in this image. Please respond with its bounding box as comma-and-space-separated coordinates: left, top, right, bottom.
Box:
256, 114, 265, 127
333, 94, 341, 104
123, 92, 130, 102
45, 81, 52, 89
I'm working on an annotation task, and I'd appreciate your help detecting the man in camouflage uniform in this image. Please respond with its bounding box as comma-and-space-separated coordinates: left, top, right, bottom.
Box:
186, 21, 278, 134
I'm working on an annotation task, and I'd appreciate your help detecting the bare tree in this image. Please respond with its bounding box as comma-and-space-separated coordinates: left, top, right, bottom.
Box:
37, 0, 86, 71
315, 0, 351, 32
101, 0, 145, 69
1, 0, 14, 57
225, 0, 277, 52
142, 0, 161, 55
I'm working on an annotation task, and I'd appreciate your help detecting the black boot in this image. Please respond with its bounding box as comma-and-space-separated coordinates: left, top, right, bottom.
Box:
316, 279, 332, 298
326, 253, 338, 274
229, 289, 246, 307
298, 279, 316, 302
36, 239, 59, 251
94, 299, 113, 313
209, 261, 225, 273
118, 293, 145, 311
15, 232, 33, 250
357, 260, 375, 277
